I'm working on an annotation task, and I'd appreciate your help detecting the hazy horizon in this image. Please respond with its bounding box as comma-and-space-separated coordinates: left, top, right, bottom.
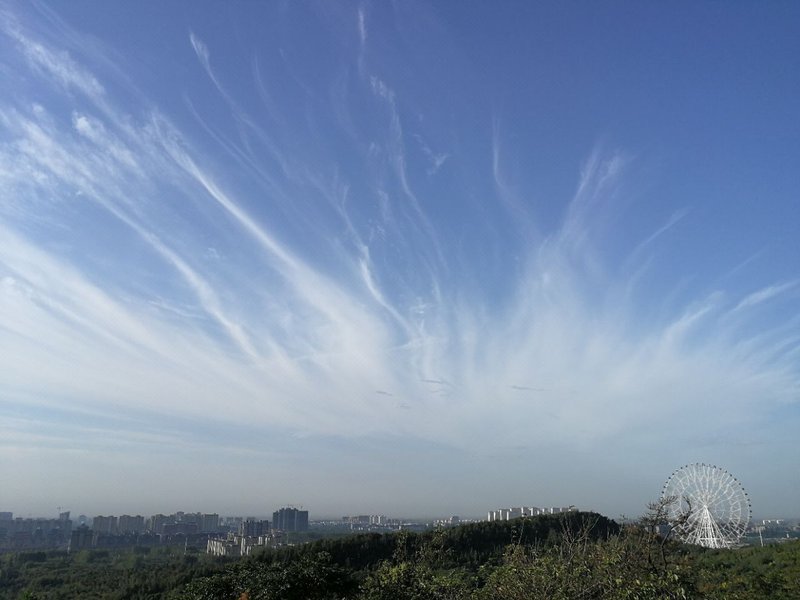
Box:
1, 1, 798, 520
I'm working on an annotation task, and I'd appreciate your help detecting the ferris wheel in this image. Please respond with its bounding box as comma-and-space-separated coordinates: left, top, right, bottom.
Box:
661, 463, 751, 549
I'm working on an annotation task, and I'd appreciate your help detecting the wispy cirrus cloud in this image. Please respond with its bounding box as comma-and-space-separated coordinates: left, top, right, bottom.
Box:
0, 2, 797, 516
732, 281, 797, 313
7, 26, 105, 100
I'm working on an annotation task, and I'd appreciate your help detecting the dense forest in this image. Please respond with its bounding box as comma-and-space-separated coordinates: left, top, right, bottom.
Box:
2, 512, 798, 599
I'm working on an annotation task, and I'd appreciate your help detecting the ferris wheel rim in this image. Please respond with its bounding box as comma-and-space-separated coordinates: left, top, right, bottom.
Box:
661, 463, 750, 549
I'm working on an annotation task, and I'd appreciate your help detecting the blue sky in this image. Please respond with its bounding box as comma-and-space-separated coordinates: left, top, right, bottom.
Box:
0, 1, 798, 519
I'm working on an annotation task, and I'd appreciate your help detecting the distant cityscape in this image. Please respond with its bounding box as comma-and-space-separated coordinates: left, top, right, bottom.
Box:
2, 504, 798, 556
0, 507, 311, 556
0, 504, 570, 555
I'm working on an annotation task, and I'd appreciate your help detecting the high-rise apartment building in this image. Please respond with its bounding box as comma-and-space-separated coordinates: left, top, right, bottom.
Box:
69, 524, 92, 552
92, 515, 117, 534
239, 519, 270, 537
272, 507, 308, 532
201, 513, 220, 533
148, 514, 170, 534
118, 515, 145, 534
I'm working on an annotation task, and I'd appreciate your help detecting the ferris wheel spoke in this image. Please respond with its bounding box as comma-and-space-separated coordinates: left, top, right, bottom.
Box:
661, 463, 750, 549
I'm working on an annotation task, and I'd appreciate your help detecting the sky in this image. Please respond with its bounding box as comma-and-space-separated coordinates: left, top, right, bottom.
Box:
0, 1, 798, 520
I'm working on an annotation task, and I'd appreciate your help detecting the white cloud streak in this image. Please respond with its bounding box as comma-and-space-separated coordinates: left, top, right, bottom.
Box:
732, 281, 797, 313
0, 3, 798, 515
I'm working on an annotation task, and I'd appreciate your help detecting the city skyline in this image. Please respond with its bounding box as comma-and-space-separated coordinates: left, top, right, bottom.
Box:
1, 1, 799, 518
3, 503, 798, 526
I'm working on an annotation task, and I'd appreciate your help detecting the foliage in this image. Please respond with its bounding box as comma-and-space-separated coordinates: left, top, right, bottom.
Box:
358, 530, 472, 600
477, 527, 693, 599
0, 545, 229, 599
177, 552, 357, 600
691, 541, 800, 599
3, 511, 800, 599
